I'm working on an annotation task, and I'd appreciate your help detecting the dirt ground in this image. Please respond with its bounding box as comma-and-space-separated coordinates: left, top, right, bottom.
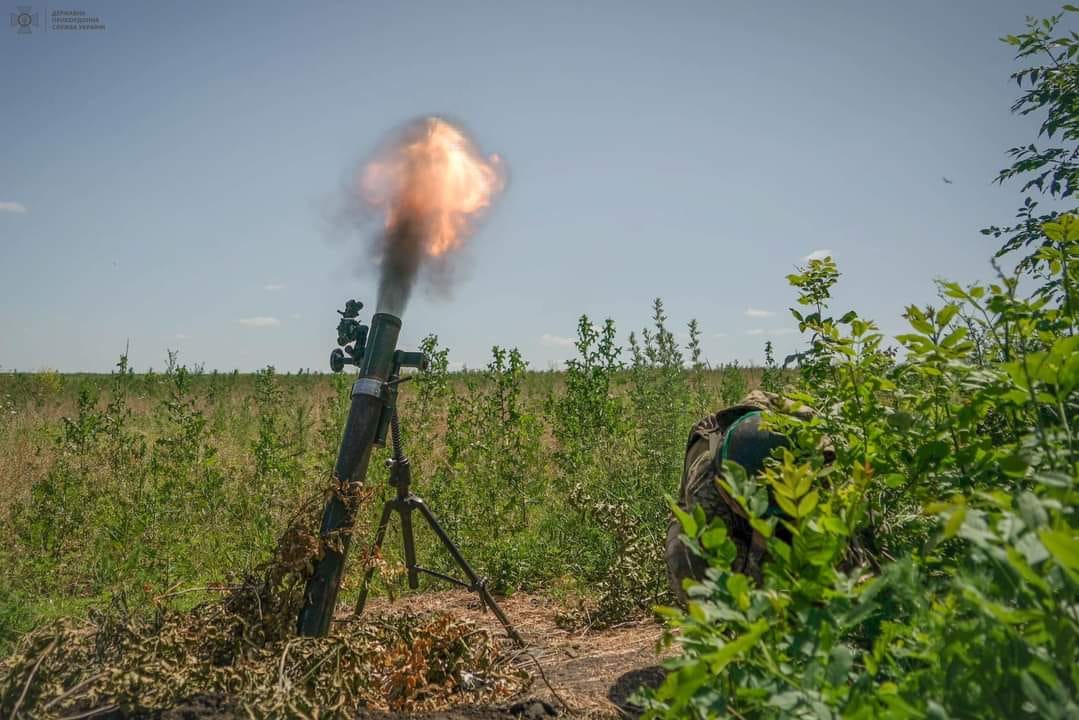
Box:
147, 697, 560, 720
122, 590, 670, 719
355, 590, 672, 719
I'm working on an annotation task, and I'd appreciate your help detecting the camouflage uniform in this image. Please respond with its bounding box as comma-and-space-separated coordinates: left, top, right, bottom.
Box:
665, 391, 822, 606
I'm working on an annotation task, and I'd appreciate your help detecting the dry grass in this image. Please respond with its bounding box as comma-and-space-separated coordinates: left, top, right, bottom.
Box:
0, 497, 529, 719
362, 590, 672, 718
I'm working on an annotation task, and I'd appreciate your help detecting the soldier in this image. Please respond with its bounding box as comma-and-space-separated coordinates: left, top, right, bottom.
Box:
665, 390, 828, 606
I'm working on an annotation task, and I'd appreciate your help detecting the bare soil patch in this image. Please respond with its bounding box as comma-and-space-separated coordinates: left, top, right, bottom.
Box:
358, 590, 671, 718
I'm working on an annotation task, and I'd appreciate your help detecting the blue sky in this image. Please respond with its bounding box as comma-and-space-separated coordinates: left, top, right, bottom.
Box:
0, 1, 1065, 372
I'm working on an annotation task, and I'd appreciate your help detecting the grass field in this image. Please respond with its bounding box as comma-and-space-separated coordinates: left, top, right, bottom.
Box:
0, 302, 769, 649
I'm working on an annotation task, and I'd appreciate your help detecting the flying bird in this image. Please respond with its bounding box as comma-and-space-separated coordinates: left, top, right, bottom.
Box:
942, 176, 953, 184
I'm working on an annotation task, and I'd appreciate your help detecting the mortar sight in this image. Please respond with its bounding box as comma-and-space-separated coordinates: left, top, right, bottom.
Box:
329, 299, 369, 372
338, 299, 364, 318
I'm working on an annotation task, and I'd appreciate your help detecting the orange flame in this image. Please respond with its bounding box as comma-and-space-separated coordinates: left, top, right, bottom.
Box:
361, 118, 504, 257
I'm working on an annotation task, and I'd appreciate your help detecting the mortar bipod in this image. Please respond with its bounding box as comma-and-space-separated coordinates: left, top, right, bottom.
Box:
353, 396, 523, 645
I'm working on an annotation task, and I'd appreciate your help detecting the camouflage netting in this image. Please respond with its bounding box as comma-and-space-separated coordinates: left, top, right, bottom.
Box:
0, 492, 528, 718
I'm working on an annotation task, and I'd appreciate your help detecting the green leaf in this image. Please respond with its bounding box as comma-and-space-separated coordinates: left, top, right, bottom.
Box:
825, 645, 853, 686
797, 490, 820, 518
775, 493, 799, 518
750, 516, 774, 539
769, 690, 801, 711
773, 477, 799, 500
1015, 532, 1050, 566
1040, 528, 1079, 571
842, 598, 877, 629
897, 334, 933, 353
1000, 453, 1029, 478
925, 500, 957, 514
652, 605, 683, 620
940, 327, 969, 348
727, 574, 751, 610
937, 304, 959, 327
692, 503, 707, 532
700, 525, 728, 550
942, 506, 967, 540
1024, 673, 1059, 719
793, 471, 813, 498
1062, 214, 1079, 241
908, 315, 934, 335
1005, 547, 1051, 594
702, 619, 768, 673
1043, 221, 1064, 242
1017, 492, 1048, 529
941, 281, 967, 299
669, 499, 697, 538
1033, 471, 1072, 488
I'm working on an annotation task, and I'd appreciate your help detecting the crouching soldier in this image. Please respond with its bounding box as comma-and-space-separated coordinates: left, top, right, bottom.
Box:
665, 390, 826, 606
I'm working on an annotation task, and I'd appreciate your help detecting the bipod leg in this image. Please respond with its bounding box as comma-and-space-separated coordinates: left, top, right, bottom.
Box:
354, 500, 394, 616
412, 496, 524, 645
400, 503, 420, 590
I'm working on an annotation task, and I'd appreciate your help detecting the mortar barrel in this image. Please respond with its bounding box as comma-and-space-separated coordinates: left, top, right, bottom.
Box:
296, 312, 402, 637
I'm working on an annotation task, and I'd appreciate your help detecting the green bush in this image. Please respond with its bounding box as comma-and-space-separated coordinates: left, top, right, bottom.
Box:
641, 10, 1079, 717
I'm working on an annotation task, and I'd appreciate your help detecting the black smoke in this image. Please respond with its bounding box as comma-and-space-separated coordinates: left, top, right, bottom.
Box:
374, 217, 425, 316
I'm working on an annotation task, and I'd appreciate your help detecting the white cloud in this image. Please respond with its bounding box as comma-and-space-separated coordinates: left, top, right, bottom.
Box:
291, 312, 302, 319
175, 333, 188, 340
264, 283, 285, 291
540, 333, 574, 348
238, 316, 280, 328
746, 328, 797, 337
745, 307, 775, 318
802, 249, 833, 262
0, 201, 27, 214
715, 332, 729, 338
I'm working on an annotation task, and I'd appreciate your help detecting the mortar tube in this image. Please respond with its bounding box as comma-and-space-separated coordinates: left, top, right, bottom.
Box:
296, 312, 402, 637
